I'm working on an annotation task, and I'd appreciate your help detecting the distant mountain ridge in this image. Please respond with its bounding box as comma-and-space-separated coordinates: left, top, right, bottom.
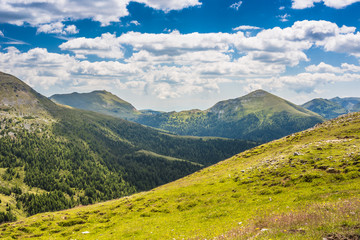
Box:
135, 90, 324, 142
50, 90, 140, 119
51, 89, 324, 142
302, 96, 360, 119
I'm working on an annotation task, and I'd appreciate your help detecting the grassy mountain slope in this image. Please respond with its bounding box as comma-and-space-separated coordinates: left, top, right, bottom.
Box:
3, 112, 360, 239
0, 72, 256, 220
50, 90, 140, 119
136, 90, 324, 142
302, 98, 347, 119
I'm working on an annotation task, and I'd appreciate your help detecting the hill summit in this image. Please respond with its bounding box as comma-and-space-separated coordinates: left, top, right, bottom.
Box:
50, 90, 139, 119
0, 72, 56, 116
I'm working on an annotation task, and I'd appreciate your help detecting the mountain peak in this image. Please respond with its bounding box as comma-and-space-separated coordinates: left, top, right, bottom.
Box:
245, 89, 270, 97
0, 72, 56, 116
50, 90, 139, 119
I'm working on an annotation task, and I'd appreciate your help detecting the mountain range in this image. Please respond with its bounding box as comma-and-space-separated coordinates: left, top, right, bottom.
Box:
302, 97, 360, 119
3, 108, 360, 239
0, 72, 256, 219
51, 89, 324, 143
50, 91, 140, 119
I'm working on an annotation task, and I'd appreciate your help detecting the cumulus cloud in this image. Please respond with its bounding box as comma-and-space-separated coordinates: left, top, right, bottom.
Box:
0, 47, 220, 99
130, 20, 140, 26
292, 0, 360, 9
0, 0, 201, 27
246, 72, 360, 93
37, 22, 78, 35
233, 25, 261, 31
306, 62, 360, 73
59, 33, 124, 59
230, 1, 243, 10
135, 0, 201, 12
317, 32, 360, 57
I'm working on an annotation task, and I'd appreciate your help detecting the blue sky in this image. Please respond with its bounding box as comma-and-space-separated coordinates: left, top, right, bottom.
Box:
1, 0, 360, 111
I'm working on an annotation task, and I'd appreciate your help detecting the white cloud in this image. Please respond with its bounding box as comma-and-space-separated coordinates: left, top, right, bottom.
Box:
292, 0, 321, 9
37, 22, 78, 35
233, 25, 261, 31
246, 72, 360, 93
118, 30, 238, 55
130, 20, 140, 26
278, 13, 290, 22
0, 31, 4, 37
59, 33, 124, 59
45, 20, 360, 65
230, 1, 243, 10
322, 0, 360, 8
318, 32, 360, 57
2, 20, 360, 101
0, 47, 76, 88
64, 25, 79, 34
135, 0, 201, 12
292, 0, 360, 9
306, 62, 343, 73
306, 62, 360, 73
0, 47, 221, 99
0, 0, 201, 27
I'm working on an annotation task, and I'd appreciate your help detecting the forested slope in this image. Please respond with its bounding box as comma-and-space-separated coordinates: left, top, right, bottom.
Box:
0, 72, 257, 221
2, 111, 360, 239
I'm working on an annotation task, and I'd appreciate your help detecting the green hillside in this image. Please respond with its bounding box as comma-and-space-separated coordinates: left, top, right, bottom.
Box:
2, 111, 360, 239
0, 72, 256, 221
302, 98, 347, 119
50, 90, 140, 119
136, 90, 324, 142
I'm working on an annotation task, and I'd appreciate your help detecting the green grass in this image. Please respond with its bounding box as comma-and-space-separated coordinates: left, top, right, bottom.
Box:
1, 112, 359, 239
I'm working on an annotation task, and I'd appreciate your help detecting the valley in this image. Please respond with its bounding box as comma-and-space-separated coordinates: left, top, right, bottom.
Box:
1, 111, 359, 239
0, 72, 256, 221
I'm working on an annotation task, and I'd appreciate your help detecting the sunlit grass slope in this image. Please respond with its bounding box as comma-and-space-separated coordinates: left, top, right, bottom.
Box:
2, 112, 360, 239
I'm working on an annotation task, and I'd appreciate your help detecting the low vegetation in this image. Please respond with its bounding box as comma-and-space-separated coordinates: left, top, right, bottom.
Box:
1, 112, 359, 239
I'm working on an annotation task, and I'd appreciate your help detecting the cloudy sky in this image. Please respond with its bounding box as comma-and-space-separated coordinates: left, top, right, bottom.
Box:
0, 0, 360, 111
